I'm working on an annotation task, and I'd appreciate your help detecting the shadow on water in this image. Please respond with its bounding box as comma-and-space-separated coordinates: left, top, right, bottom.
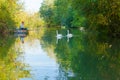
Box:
41, 28, 120, 80
0, 32, 30, 79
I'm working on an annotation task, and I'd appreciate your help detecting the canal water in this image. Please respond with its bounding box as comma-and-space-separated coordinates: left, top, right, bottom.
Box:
0, 28, 120, 80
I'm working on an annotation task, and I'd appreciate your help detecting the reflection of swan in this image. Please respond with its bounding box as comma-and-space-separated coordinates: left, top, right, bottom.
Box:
56, 30, 62, 39
66, 30, 73, 42
56, 30, 63, 44
67, 37, 70, 42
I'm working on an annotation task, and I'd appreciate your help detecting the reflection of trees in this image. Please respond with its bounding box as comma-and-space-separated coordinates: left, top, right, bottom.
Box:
41, 28, 56, 46
68, 34, 120, 80
41, 28, 120, 80
0, 35, 30, 80
73, 35, 120, 80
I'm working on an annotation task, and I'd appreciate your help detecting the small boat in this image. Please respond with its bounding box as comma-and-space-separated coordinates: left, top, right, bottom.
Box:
14, 28, 28, 34
14, 28, 28, 38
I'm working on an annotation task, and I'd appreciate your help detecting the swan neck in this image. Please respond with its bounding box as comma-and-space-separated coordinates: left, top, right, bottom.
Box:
67, 30, 69, 34
56, 30, 58, 34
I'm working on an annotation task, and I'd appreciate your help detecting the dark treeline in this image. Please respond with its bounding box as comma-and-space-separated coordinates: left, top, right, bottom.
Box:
39, 0, 120, 38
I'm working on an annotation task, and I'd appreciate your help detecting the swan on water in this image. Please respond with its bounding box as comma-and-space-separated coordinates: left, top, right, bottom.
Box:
66, 30, 73, 42
56, 30, 63, 44
66, 30, 73, 38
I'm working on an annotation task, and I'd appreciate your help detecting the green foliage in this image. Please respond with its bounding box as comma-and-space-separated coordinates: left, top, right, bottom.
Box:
72, 0, 120, 37
0, 0, 44, 32
0, 0, 22, 35
40, 0, 120, 37
39, 0, 54, 27
53, 0, 74, 27
39, 0, 75, 27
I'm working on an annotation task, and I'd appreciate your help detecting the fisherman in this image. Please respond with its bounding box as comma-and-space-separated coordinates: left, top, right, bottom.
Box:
20, 21, 24, 29
20, 21, 26, 32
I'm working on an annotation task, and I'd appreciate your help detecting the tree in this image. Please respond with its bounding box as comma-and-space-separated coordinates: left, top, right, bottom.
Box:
39, 0, 54, 27
0, 0, 23, 35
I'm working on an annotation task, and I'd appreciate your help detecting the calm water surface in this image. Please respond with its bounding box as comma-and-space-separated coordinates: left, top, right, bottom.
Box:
0, 29, 120, 80
21, 39, 59, 80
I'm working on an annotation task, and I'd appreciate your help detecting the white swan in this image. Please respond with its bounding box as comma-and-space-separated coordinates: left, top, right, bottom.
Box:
56, 30, 62, 44
66, 30, 73, 38
66, 30, 73, 42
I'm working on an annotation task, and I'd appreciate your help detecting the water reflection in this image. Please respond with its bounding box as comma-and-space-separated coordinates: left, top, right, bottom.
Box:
21, 39, 59, 80
41, 28, 120, 80
14, 29, 28, 44
1, 28, 120, 80
0, 35, 30, 80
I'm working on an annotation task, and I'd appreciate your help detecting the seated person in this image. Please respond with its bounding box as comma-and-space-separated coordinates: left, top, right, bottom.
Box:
20, 21, 24, 30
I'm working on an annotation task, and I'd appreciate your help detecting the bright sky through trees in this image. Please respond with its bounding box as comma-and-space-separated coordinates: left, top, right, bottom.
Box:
21, 0, 43, 13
